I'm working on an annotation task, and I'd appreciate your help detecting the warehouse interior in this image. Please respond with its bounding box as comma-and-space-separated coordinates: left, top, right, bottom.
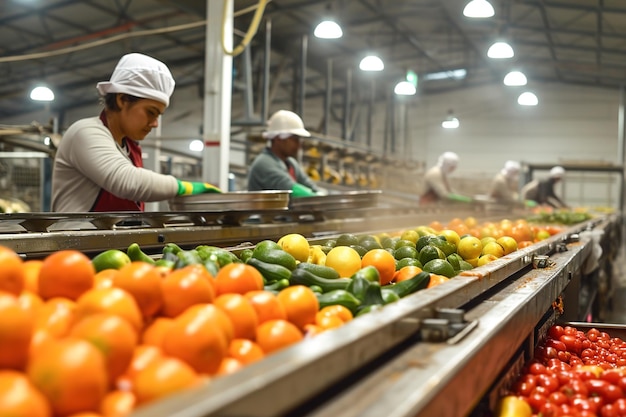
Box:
1, 2, 626, 417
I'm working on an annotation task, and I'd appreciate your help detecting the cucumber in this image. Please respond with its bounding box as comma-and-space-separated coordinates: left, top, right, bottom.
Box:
382, 271, 431, 298
92, 249, 131, 272
252, 246, 297, 271
316, 290, 361, 313
289, 268, 351, 293
297, 262, 340, 280
247, 257, 292, 284
127, 243, 155, 265
264, 278, 290, 293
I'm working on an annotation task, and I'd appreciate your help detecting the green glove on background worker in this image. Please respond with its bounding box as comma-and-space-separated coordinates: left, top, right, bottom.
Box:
291, 183, 317, 198
177, 180, 222, 196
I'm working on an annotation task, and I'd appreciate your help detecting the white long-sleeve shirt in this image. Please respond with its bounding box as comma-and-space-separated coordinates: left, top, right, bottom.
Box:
51, 116, 178, 212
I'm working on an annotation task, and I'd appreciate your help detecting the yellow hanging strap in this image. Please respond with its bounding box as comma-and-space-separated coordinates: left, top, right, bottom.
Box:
222, 0, 269, 57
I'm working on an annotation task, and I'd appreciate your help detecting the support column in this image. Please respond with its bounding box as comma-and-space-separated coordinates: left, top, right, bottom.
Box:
203, 0, 233, 191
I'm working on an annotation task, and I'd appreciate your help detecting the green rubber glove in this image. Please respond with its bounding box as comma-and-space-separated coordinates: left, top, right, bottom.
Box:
177, 180, 222, 196
291, 183, 317, 198
524, 199, 538, 208
448, 193, 472, 203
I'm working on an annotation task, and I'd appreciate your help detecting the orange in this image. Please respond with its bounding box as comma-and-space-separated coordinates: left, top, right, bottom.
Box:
256, 319, 303, 354
22, 259, 43, 293
0, 246, 25, 296
160, 265, 215, 318
227, 339, 265, 365
70, 313, 138, 384
315, 315, 344, 330
132, 356, 200, 404
17, 290, 44, 314
517, 240, 534, 249
100, 390, 135, 417
216, 357, 244, 376
0, 370, 51, 417
65, 413, 103, 417
34, 297, 76, 338
429, 221, 443, 231
214, 263, 264, 296
393, 265, 423, 283
303, 324, 325, 338
427, 274, 450, 289
276, 285, 319, 330
39, 250, 95, 301
214, 293, 258, 340
316, 305, 353, 323
141, 317, 174, 348
324, 246, 362, 278
74, 287, 143, 333
27, 338, 108, 417
361, 249, 396, 285
0, 292, 34, 370
118, 345, 164, 386
112, 262, 164, 319
162, 304, 233, 374
244, 290, 287, 324
93, 270, 117, 289
510, 224, 533, 243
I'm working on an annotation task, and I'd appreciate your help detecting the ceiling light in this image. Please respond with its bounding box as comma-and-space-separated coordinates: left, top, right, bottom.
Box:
503, 71, 527, 86
394, 81, 416, 96
487, 41, 514, 59
314, 20, 343, 39
189, 139, 204, 152
424, 68, 467, 81
442, 110, 460, 129
463, 0, 495, 18
30, 86, 55, 102
518, 92, 538, 106
359, 55, 384, 72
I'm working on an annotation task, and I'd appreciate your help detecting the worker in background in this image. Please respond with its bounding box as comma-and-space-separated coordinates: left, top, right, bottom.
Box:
247, 110, 322, 197
521, 166, 569, 208
52, 53, 220, 212
419, 151, 471, 204
488, 160, 521, 204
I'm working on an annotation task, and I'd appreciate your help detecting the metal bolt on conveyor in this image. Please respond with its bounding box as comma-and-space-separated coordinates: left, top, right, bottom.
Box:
419, 308, 478, 344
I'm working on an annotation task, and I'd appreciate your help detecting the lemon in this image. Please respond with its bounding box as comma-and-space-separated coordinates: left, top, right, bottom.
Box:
325, 246, 362, 278
400, 230, 419, 244
277, 233, 310, 262
457, 236, 483, 260
496, 236, 518, 255
482, 241, 505, 258
438, 229, 460, 246
477, 254, 498, 266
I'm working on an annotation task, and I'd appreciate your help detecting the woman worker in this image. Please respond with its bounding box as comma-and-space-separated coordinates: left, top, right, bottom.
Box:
488, 160, 521, 204
51, 53, 220, 212
419, 151, 471, 204
247, 110, 321, 197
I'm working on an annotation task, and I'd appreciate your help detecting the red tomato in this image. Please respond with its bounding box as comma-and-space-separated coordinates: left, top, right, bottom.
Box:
536, 374, 560, 393
527, 391, 548, 412
529, 362, 548, 375
549, 325, 565, 339
548, 391, 568, 405
571, 397, 599, 413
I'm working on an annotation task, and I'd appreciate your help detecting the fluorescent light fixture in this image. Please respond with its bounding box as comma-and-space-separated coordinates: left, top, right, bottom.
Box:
394, 81, 416, 96
314, 20, 343, 39
518, 92, 538, 106
442, 111, 460, 129
487, 41, 514, 59
189, 139, 204, 152
30, 86, 55, 101
503, 70, 527, 86
463, 0, 495, 18
423, 68, 467, 81
359, 55, 384, 72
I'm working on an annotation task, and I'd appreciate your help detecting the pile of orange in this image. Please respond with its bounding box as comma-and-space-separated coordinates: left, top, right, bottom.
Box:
0, 245, 351, 417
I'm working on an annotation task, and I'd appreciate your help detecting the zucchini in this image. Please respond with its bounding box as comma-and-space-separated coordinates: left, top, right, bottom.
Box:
127, 243, 155, 265
316, 290, 361, 313
289, 268, 351, 293
382, 271, 431, 298
247, 257, 292, 284
297, 262, 340, 280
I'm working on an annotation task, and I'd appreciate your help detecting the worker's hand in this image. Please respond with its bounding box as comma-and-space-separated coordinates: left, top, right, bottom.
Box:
524, 199, 538, 208
448, 193, 472, 203
177, 180, 222, 196
291, 183, 317, 198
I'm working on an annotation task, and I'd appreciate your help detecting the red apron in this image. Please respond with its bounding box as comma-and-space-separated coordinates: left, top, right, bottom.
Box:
90, 112, 145, 212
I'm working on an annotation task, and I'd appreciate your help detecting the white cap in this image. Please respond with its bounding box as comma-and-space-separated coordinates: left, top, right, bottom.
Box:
550, 166, 565, 178
437, 151, 459, 173
96, 53, 175, 107
502, 160, 521, 178
263, 110, 311, 140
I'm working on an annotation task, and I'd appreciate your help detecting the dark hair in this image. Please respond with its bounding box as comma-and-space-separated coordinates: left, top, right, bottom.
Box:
102, 93, 142, 111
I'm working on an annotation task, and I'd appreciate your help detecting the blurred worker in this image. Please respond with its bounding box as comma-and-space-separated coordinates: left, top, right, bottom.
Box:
488, 160, 521, 203
248, 110, 321, 197
52, 53, 221, 212
419, 151, 471, 204
521, 166, 568, 208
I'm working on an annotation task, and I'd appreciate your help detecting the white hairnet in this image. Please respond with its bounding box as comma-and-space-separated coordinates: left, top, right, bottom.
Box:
550, 166, 565, 178
96, 53, 175, 107
437, 151, 459, 174
502, 160, 521, 178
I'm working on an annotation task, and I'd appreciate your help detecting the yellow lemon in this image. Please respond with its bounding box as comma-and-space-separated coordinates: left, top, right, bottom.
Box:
400, 230, 419, 244
277, 233, 310, 262
477, 254, 498, 266
438, 229, 460, 246
496, 236, 518, 255
482, 241, 505, 258
457, 236, 483, 260
325, 246, 362, 278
